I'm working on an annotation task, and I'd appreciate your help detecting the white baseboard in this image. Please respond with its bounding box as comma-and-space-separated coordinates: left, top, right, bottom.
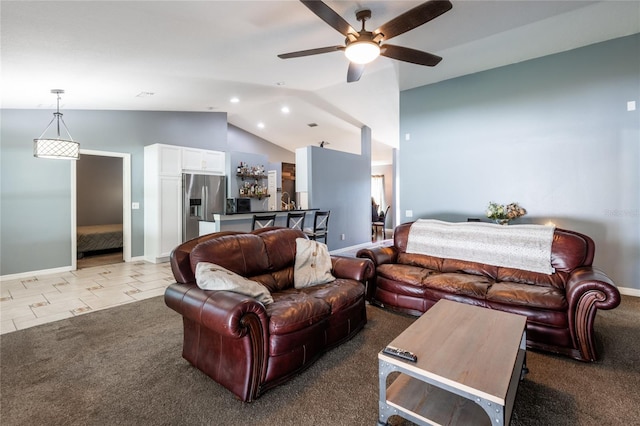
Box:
330, 242, 376, 255
1, 256, 158, 282
0, 265, 74, 281
330, 239, 392, 255
618, 287, 640, 297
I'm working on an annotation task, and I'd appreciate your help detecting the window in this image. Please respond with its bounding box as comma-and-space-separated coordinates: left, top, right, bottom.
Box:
371, 175, 385, 215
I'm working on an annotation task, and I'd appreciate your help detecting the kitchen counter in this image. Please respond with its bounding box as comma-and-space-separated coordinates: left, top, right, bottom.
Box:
199, 209, 319, 235
221, 208, 318, 219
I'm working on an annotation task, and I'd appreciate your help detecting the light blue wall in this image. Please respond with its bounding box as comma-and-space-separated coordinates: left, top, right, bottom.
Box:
306, 144, 372, 250
228, 124, 295, 164
399, 34, 639, 291
1, 109, 228, 275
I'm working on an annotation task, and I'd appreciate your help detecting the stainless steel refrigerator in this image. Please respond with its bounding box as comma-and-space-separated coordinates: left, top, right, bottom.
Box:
182, 173, 226, 242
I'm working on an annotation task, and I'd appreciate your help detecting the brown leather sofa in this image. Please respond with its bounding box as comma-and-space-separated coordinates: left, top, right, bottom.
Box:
357, 222, 621, 362
164, 227, 374, 401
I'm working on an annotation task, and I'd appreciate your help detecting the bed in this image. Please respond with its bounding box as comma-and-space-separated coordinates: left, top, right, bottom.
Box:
77, 224, 123, 257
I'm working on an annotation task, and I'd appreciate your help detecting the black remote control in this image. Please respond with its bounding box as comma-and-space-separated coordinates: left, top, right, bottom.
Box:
382, 346, 417, 362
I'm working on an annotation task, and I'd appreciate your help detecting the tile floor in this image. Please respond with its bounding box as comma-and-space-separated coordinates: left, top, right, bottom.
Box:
0, 259, 174, 335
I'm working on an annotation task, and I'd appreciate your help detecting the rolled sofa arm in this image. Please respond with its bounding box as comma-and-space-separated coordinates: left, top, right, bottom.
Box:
331, 256, 375, 283
164, 283, 270, 401
565, 267, 621, 361
356, 245, 398, 267
165, 283, 269, 339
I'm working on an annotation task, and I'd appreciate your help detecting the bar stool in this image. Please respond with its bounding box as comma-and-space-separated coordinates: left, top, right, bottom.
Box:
372, 206, 390, 241
252, 214, 276, 231
304, 211, 330, 243
286, 211, 306, 231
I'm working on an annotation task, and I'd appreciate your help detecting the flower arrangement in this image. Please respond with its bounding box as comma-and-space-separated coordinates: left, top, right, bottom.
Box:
486, 202, 527, 224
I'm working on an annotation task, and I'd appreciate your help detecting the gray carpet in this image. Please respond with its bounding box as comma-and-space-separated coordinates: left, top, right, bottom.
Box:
1, 295, 638, 425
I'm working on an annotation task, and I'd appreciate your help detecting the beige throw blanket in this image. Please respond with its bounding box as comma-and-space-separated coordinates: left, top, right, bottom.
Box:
406, 219, 556, 274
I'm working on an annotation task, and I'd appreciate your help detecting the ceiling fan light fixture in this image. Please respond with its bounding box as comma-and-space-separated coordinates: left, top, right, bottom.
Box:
344, 40, 380, 64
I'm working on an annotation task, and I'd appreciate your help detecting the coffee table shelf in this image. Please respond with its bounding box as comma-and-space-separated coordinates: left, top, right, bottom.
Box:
386, 374, 492, 425
378, 300, 527, 426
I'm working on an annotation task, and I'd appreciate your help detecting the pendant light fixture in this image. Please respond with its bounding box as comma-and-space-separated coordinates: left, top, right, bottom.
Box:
33, 89, 80, 160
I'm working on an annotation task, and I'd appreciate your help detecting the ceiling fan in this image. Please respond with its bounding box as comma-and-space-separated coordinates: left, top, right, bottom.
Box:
278, 0, 453, 83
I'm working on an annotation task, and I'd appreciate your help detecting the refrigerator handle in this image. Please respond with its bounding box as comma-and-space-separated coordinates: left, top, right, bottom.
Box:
202, 185, 207, 221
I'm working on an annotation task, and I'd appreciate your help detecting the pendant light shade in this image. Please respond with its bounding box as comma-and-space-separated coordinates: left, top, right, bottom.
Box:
33, 89, 80, 160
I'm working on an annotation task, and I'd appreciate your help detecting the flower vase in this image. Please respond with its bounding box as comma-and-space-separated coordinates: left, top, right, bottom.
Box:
495, 219, 510, 225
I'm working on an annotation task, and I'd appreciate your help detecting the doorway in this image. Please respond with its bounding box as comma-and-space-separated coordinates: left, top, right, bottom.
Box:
71, 150, 132, 270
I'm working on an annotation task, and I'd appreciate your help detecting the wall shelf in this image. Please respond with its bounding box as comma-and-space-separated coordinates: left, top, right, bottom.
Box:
236, 173, 267, 181
236, 164, 268, 198
243, 194, 270, 200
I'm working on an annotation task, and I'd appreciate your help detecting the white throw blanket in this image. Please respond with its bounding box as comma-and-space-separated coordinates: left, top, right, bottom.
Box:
406, 219, 556, 274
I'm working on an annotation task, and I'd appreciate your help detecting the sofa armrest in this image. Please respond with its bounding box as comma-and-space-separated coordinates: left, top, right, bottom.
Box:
331, 256, 375, 283
164, 283, 269, 401
165, 283, 269, 339
356, 245, 398, 267
565, 267, 621, 361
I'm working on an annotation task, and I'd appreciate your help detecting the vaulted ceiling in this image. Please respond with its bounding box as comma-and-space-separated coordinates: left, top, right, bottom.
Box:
2, 1, 638, 164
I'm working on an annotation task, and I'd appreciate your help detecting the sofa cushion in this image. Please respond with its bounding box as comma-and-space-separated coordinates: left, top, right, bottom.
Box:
190, 234, 270, 277
294, 279, 364, 313
194, 262, 274, 305
377, 263, 436, 287
266, 292, 331, 335
397, 252, 443, 271
397, 253, 500, 280
496, 266, 568, 289
424, 272, 493, 299
248, 271, 280, 293
294, 238, 335, 288
486, 282, 567, 310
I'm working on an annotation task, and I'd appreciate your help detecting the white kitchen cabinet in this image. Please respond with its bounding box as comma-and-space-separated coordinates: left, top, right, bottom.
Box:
157, 176, 182, 258
182, 148, 225, 174
157, 144, 182, 176
144, 144, 183, 263
145, 144, 227, 263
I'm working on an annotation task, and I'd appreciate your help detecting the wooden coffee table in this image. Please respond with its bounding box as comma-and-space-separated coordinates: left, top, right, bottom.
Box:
378, 299, 527, 426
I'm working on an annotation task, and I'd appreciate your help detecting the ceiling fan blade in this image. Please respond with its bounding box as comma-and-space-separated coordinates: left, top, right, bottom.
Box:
278, 45, 344, 59
380, 44, 442, 66
375, 0, 452, 41
347, 62, 365, 83
300, 0, 355, 36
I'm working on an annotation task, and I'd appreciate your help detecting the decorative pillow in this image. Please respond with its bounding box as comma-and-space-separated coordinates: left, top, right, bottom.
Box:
195, 262, 274, 305
294, 238, 335, 288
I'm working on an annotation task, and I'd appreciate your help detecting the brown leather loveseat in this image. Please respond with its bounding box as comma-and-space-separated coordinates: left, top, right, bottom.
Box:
357, 221, 621, 362
164, 227, 374, 401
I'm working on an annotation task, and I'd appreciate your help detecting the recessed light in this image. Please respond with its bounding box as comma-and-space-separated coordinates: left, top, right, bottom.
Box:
281, 106, 290, 114
230, 97, 240, 103
257, 122, 265, 129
